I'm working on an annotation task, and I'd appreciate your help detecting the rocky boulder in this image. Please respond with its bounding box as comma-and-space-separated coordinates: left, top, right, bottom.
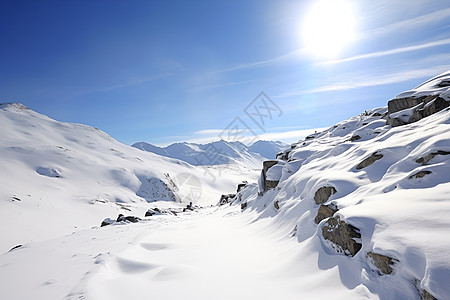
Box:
366, 252, 398, 275
321, 216, 362, 257
218, 194, 236, 206
236, 181, 248, 193
314, 203, 338, 224
261, 160, 280, 191
314, 186, 337, 204
416, 150, 450, 165
409, 170, 432, 179
356, 152, 383, 170
386, 94, 449, 127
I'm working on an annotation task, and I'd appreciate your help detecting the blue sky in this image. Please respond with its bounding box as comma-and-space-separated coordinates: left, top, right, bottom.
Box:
2, 0, 450, 146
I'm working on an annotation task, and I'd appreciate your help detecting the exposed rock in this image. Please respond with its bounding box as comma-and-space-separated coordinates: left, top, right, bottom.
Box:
262, 160, 280, 191
416, 150, 450, 165
387, 95, 449, 127
322, 216, 362, 257
366, 252, 398, 275
274, 200, 280, 210
349, 135, 361, 142
265, 180, 279, 190
116, 214, 141, 223
314, 203, 338, 224
145, 207, 174, 216
276, 150, 291, 161
314, 186, 337, 204
409, 170, 432, 179
241, 202, 247, 210
218, 194, 236, 206
12, 196, 21, 202
356, 152, 383, 170
372, 112, 382, 117
236, 181, 248, 193
101, 218, 115, 227
414, 279, 438, 300
388, 95, 436, 114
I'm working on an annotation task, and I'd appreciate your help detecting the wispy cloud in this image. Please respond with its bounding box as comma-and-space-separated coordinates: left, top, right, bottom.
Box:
324, 38, 450, 64
70, 72, 173, 99
212, 48, 306, 74
361, 7, 450, 40
277, 64, 450, 98
188, 79, 255, 92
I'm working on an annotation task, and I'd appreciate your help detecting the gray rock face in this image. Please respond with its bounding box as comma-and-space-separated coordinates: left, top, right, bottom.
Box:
262, 160, 279, 191
314, 186, 337, 204
349, 135, 361, 142
356, 152, 383, 170
366, 252, 398, 275
386, 95, 449, 127
314, 203, 338, 224
322, 216, 362, 257
388, 95, 436, 114
409, 170, 432, 179
218, 194, 236, 206
236, 182, 248, 193
274, 200, 280, 210
414, 279, 438, 300
416, 150, 450, 165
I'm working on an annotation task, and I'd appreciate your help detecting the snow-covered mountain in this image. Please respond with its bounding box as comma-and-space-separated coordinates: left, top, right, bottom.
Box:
229, 71, 450, 299
132, 139, 288, 165
0, 103, 259, 253
1, 72, 450, 300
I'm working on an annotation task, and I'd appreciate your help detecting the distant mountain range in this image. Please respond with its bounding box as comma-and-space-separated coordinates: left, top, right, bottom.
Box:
132, 140, 289, 166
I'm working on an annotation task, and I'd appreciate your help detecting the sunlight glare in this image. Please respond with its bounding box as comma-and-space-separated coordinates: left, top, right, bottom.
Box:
301, 0, 356, 58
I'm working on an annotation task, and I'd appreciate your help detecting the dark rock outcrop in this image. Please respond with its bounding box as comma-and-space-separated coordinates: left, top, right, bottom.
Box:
356, 152, 383, 170
409, 170, 432, 179
366, 252, 398, 275
219, 194, 236, 206
262, 160, 279, 191
241, 202, 247, 210
274, 200, 280, 210
236, 181, 248, 193
416, 150, 450, 165
314, 186, 337, 204
350, 135, 361, 142
117, 214, 141, 223
315, 203, 338, 224
386, 95, 449, 127
322, 216, 362, 257
101, 218, 115, 227
414, 279, 438, 300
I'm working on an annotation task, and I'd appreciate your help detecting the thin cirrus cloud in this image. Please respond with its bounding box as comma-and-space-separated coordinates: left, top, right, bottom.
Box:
277, 65, 450, 98
323, 38, 450, 65
361, 7, 450, 40
210, 8, 450, 75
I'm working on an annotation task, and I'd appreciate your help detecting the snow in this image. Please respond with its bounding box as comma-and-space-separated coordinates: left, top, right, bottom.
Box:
132, 139, 288, 165
1, 72, 450, 300
0, 103, 260, 253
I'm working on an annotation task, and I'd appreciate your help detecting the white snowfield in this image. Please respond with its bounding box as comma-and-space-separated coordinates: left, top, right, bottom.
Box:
0, 103, 259, 253
1, 72, 450, 300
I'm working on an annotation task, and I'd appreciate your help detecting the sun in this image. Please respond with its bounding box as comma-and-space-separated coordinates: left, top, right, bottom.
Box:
301, 0, 356, 58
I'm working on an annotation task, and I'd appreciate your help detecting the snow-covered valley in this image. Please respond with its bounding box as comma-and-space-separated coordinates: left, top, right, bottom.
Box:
1, 72, 450, 299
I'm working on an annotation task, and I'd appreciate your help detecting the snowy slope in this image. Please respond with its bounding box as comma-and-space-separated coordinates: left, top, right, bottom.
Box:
1, 73, 450, 300
132, 139, 288, 165
247, 140, 289, 159
232, 74, 450, 299
0, 103, 259, 253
